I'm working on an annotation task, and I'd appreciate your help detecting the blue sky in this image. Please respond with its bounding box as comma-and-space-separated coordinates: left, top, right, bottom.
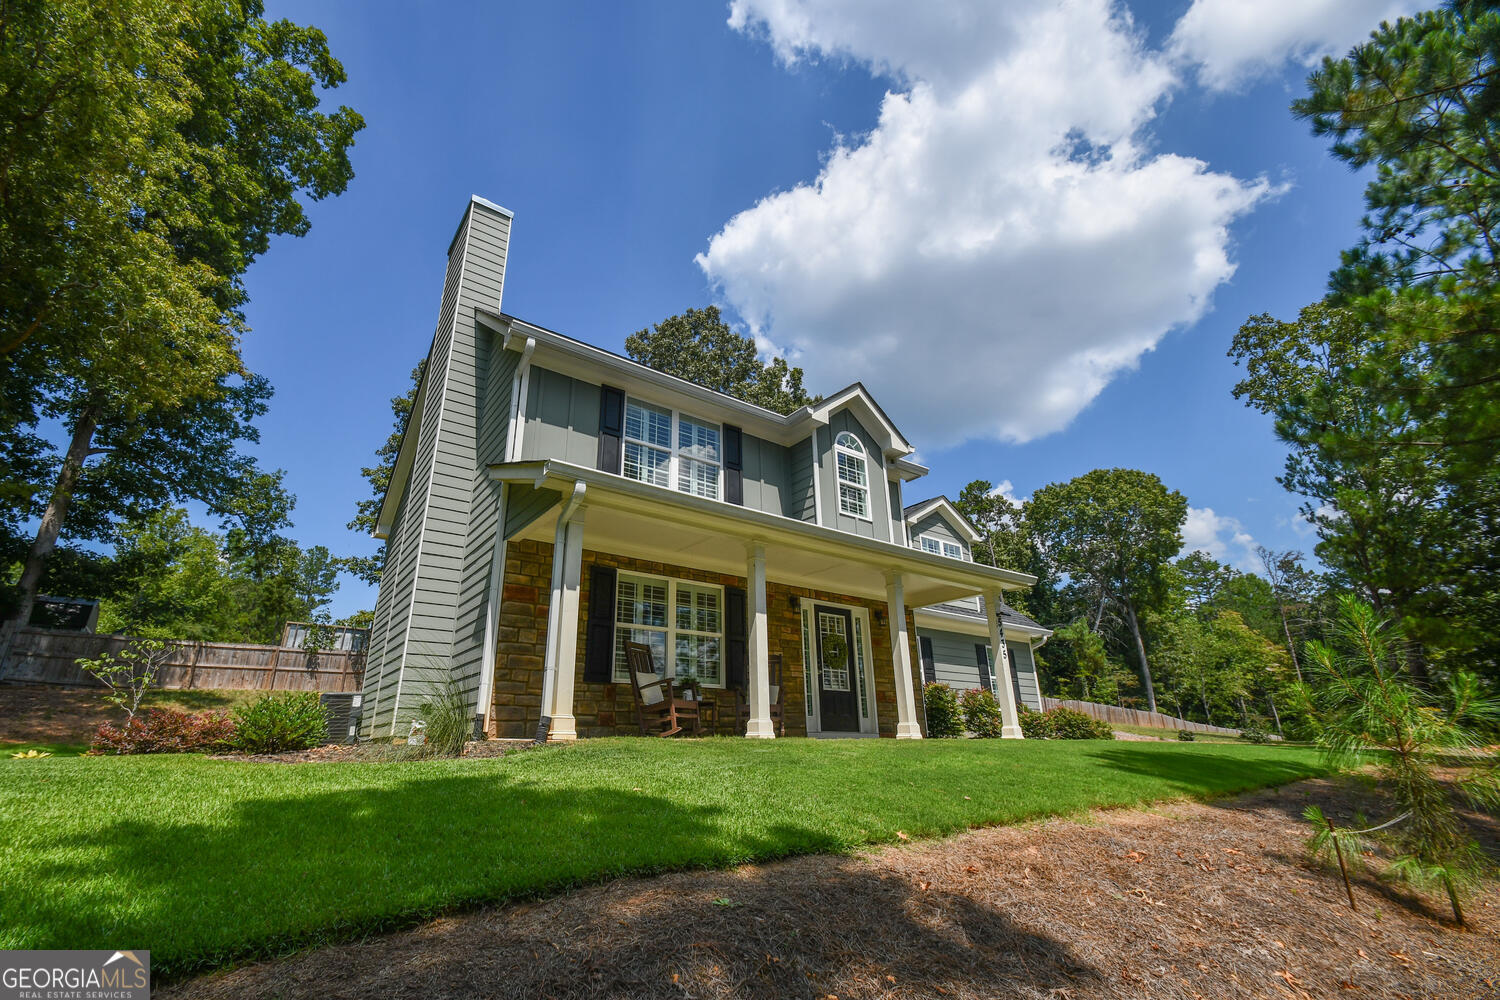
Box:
241, 1, 1422, 618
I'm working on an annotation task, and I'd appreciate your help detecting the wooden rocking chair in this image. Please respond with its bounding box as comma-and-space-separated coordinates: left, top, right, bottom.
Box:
625, 642, 701, 737
733, 653, 785, 736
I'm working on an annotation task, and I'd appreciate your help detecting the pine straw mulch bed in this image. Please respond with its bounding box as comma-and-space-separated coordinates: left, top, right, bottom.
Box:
165, 775, 1500, 1000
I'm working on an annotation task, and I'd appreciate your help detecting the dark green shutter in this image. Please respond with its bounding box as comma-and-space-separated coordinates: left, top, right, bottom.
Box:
919, 636, 936, 685
975, 644, 993, 694
583, 565, 617, 683
725, 586, 747, 690
597, 385, 625, 474
724, 425, 744, 505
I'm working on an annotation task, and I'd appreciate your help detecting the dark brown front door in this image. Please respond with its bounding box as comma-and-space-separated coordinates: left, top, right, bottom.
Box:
814, 606, 859, 732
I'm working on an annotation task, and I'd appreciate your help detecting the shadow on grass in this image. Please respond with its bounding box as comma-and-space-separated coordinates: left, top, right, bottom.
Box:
1084, 744, 1328, 798
10, 765, 1094, 988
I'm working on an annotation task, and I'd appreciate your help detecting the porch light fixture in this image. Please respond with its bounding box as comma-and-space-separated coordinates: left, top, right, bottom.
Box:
789, 594, 802, 613
873, 608, 885, 626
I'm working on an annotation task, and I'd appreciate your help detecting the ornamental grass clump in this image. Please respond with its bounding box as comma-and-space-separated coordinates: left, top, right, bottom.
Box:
1302, 596, 1498, 927
230, 693, 328, 754
960, 688, 1004, 738
418, 680, 473, 758
922, 683, 962, 738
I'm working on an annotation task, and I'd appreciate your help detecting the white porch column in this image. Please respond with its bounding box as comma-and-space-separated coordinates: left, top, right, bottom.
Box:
744, 541, 775, 738
986, 588, 1024, 739
884, 571, 923, 739
545, 508, 587, 741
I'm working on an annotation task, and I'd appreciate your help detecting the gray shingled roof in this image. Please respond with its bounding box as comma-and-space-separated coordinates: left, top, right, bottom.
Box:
922, 595, 1048, 633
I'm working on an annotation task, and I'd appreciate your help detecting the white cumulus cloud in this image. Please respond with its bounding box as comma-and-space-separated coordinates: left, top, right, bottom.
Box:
1167, 0, 1425, 91
1181, 505, 1258, 570
703, 0, 1272, 447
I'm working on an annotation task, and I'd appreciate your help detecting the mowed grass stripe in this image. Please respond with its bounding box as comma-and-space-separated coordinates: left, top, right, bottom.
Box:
0, 737, 1330, 977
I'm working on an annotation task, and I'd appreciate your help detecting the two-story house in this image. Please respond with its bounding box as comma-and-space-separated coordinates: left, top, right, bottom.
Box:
901, 496, 1051, 711
360, 196, 1036, 742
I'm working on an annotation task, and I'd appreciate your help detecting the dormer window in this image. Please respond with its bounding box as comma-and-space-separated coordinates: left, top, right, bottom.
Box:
623, 396, 721, 500
835, 432, 869, 519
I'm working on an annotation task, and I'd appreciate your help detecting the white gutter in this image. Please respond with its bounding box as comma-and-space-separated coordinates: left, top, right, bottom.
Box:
535, 480, 588, 742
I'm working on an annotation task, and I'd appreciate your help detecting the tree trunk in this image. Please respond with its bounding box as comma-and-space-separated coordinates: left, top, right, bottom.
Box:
1277, 602, 1303, 684
1122, 597, 1157, 713
1267, 693, 1283, 736
10, 408, 99, 626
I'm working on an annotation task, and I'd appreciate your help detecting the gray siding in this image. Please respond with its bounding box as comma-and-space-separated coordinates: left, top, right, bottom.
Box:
888, 479, 905, 543
505, 484, 562, 537
361, 199, 512, 737
741, 432, 789, 515
786, 435, 816, 522
919, 627, 1043, 713
519, 366, 601, 467
519, 368, 794, 519
908, 511, 970, 559
1007, 639, 1042, 712
816, 409, 892, 541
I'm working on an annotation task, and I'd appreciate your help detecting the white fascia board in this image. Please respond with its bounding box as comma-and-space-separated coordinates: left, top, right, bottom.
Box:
487, 459, 1037, 589
809, 384, 914, 459
890, 456, 928, 482
913, 606, 1053, 640
903, 497, 983, 543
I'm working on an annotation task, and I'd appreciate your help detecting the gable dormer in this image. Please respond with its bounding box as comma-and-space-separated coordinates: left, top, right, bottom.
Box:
902, 496, 982, 561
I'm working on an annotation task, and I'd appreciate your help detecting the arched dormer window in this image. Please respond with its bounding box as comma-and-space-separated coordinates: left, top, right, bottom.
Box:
834, 431, 869, 519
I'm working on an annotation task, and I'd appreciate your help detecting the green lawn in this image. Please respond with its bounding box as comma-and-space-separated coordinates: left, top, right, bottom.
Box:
0, 737, 1331, 978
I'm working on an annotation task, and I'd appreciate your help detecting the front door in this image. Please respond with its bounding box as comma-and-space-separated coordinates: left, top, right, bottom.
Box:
814, 606, 860, 732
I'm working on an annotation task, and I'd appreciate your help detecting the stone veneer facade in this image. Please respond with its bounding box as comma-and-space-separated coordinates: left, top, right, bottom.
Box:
489, 538, 928, 740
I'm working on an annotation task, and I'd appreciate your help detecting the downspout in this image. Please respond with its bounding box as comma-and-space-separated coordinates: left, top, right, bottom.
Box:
536, 480, 587, 743
473, 484, 509, 738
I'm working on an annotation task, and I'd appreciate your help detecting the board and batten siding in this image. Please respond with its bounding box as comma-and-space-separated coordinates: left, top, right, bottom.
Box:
786, 436, 816, 522
361, 198, 513, 737
917, 626, 1043, 713
907, 511, 970, 559
815, 409, 893, 541
518, 367, 797, 520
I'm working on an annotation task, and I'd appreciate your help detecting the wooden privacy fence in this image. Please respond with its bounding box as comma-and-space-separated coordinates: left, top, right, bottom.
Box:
0, 628, 364, 693
1040, 697, 1242, 737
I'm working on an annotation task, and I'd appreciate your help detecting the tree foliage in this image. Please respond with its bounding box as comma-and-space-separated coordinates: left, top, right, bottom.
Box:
345, 361, 423, 584
1025, 469, 1187, 713
0, 0, 363, 630
625, 307, 817, 415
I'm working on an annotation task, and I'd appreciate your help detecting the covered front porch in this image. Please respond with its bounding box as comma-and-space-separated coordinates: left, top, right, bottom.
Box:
484, 460, 1035, 741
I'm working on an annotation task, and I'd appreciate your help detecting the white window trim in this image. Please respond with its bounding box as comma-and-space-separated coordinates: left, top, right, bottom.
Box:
833, 431, 872, 523
612, 571, 727, 688
914, 533, 967, 561
623, 395, 723, 502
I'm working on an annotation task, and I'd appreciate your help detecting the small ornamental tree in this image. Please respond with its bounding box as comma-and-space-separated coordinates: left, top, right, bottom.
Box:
76, 639, 170, 721
1303, 596, 1498, 926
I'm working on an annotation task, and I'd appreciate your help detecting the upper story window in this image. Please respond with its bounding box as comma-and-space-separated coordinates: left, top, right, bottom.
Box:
623, 397, 721, 500
916, 534, 965, 560
835, 431, 869, 519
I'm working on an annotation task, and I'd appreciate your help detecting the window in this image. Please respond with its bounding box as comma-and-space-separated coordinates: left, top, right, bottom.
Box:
817, 611, 851, 691
613, 573, 724, 686
915, 534, 965, 560
622, 397, 721, 500
834, 431, 869, 519
623, 399, 671, 488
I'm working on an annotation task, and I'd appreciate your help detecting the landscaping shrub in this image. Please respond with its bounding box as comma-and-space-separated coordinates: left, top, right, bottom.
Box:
419, 680, 473, 758
959, 688, 1004, 738
1177, 729, 1197, 741
91, 708, 235, 755
1043, 707, 1115, 740
1018, 706, 1053, 739
230, 693, 327, 754
922, 683, 962, 738
1240, 721, 1272, 744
